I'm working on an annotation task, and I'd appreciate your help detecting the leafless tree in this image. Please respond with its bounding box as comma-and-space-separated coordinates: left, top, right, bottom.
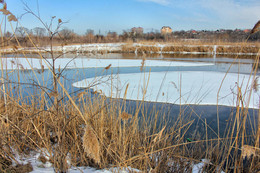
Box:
33, 27, 46, 37
59, 28, 74, 41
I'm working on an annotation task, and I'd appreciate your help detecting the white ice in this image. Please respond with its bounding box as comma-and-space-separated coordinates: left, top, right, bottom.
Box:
1, 57, 213, 70
73, 71, 260, 109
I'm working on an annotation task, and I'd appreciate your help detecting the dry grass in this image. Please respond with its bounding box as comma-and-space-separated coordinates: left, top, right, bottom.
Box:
82, 125, 101, 164
122, 43, 259, 55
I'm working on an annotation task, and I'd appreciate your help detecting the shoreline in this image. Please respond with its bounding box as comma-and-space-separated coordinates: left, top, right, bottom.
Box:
0, 42, 259, 56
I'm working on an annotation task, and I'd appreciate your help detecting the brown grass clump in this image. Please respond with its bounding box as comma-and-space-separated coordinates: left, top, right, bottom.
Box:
82, 125, 101, 164
241, 145, 260, 159
216, 46, 260, 54
120, 111, 132, 120
122, 44, 136, 53
38, 155, 48, 164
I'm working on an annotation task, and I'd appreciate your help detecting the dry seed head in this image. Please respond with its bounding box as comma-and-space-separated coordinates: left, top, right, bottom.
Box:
140, 57, 146, 71
12, 45, 18, 50
38, 155, 47, 164
123, 83, 129, 100
19, 64, 24, 70
0, 8, 10, 15
153, 126, 166, 143
105, 64, 112, 70
121, 111, 132, 120
49, 91, 59, 98
77, 91, 86, 98
3, 2, 6, 9
41, 65, 44, 73
241, 145, 257, 159
82, 125, 101, 163
8, 14, 17, 22
251, 20, 260, 34
91, 90, 98, 94
253, 77, 259, 92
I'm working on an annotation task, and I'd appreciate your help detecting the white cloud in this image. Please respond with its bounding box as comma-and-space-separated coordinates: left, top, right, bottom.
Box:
199, 0, 260, 28
137, 0, 170, 6
136, 0, 260, 29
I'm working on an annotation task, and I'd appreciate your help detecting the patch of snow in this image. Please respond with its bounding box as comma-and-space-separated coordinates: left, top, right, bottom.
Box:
192, 159, 225, 173
14, 152, 141, 173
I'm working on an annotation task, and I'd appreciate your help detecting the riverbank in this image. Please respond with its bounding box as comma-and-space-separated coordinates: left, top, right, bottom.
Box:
1, 42, 259, 56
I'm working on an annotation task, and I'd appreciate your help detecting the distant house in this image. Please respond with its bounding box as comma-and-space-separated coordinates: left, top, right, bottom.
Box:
244, 29, 250, 33
131, 27, 144, 35
191, 30, 197, 34
161, 26, 172, 35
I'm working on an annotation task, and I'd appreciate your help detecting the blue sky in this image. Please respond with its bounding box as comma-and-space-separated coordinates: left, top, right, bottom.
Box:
4, 0, 260, 35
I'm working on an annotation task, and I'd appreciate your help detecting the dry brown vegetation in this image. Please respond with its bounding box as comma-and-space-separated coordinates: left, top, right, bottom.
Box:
0, 2, 260, 173
121, 43, 260, 55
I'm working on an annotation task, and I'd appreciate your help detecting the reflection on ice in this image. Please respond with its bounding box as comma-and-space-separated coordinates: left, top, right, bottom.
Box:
73, 71, 260, 109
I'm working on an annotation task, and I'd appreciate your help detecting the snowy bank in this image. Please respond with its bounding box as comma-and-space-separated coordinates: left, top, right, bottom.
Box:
1, 43, 259, 55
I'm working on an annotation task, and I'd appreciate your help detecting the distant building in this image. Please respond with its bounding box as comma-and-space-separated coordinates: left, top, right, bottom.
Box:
191, 30, 197, 34
244, 29, 250, 33
161, 26, 172, 35
131, 27, 143, 35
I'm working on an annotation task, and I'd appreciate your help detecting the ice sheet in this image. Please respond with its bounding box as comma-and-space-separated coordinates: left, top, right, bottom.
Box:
1, 58, 213, 70
73, 71, 260, 108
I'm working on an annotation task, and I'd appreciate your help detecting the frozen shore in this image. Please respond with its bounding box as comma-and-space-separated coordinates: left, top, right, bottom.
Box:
1, 43, 259, 55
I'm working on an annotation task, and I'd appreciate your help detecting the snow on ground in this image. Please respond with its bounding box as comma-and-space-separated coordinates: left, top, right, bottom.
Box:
73, 71, 260, 109
192, 159, 224, 173
15, 152, 222, 173
30, 166, 140, 173
1, 57, 214, 70
51, 43, 124, 53
14, 151, 141, 173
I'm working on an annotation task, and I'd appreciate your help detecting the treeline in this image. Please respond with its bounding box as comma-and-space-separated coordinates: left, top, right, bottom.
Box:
1, 27, 260, 47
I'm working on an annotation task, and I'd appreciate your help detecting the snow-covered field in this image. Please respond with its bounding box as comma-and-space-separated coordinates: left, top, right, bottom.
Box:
53, 43, 124, 53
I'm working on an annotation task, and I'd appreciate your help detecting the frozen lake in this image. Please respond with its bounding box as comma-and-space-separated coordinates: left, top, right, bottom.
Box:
1, 53, 259, 138
1, 53, 259, 108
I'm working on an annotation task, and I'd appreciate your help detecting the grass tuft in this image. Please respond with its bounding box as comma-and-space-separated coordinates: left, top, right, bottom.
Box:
82, 125, 101, 164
